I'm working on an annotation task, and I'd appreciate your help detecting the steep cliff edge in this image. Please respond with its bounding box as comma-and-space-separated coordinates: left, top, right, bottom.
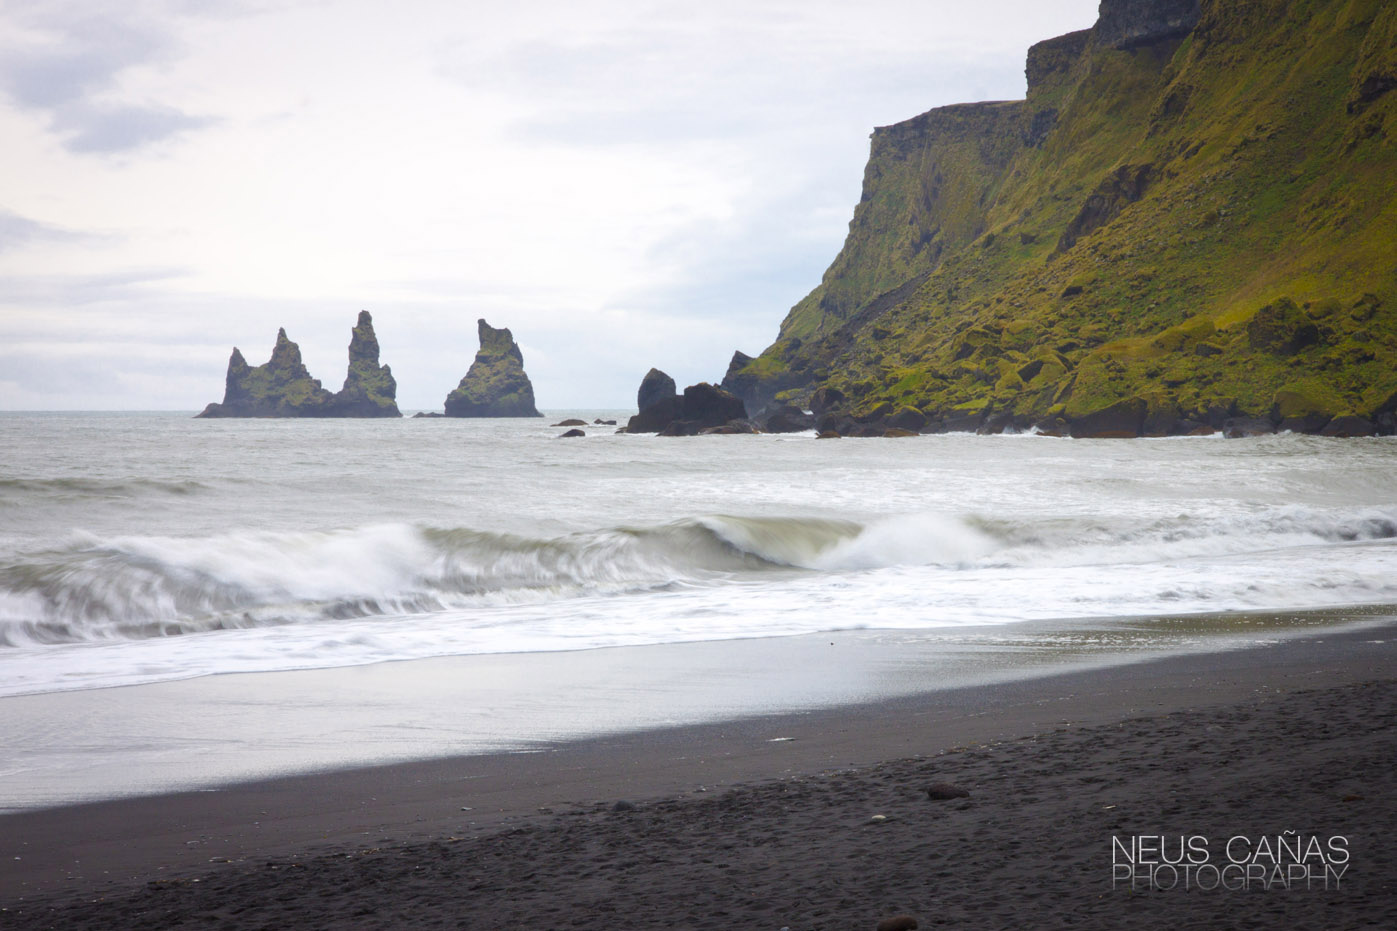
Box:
725, 0, 1397, 436
443, 319, 543, 417
196, 311, 401, 418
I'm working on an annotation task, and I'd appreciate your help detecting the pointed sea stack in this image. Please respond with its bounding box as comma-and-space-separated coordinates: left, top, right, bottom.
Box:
326, 311, 401, 417
196, 328, 335, 417
196, 312, 402, 417
443, 319, 542, 417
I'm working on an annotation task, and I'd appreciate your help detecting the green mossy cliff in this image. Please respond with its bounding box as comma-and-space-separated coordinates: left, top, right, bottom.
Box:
196, 311, 400, 418
443, 319, 542, 417
724, 0, 1397, 437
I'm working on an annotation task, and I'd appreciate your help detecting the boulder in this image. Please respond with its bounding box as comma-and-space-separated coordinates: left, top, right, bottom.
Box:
683, 383, 746, 424
700, 420, 759, 435
926, 782, 971, 801
658, 420, 701, 437
558, 428, 585, 438
553, 419, 588, 427
1223, 416, 1278, 438
876, 916, 920, 931
627, 381, 747, 434
762, 404, 817, 433
1067, 397, 1146, 438
1320, 415, 1377, 437
637, 368, 677, 413
627, 395, 683, 433
886, 406, 928, 431
444, 319, 542, 417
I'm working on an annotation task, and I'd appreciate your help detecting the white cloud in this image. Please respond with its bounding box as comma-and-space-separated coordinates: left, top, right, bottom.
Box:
0, 0, 1101, 410
0, 0, 221, 154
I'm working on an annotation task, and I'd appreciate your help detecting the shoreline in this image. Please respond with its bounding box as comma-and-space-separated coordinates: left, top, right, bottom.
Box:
2, 620, 1392, 922
2, 605, 1391, 814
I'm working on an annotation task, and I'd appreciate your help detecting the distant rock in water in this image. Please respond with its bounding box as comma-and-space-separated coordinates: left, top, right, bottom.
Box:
327, 311, 401, 417
626, 378, 747, 434
197, 328, 333, 418
443, 319, 542, 417
637, 368, 677, 413
196, 312, 401, 418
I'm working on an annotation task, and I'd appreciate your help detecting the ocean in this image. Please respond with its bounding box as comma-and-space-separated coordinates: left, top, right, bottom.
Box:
1, 412, 1395, 807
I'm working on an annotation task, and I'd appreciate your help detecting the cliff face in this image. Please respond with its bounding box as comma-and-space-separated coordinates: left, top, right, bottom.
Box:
443, 319, 543, 417
197, 311, 401, 418
725, 0, 1397, 437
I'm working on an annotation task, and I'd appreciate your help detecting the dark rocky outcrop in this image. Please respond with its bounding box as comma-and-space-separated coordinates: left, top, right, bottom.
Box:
1055, 163, 1156, 255
1067, 397, 1148, 439
197, 312, 400, 418
626, 380, 748, 435
444, 319, 542, 418
558, 428, 586, 438
762, 404, 817, 433
627, 396, 684, 434
1094, 0, 1201, 50
637, 368, 677, 413
681, 383, 747, 426
1320, 415, 1377, 438
326, 311, 400, 417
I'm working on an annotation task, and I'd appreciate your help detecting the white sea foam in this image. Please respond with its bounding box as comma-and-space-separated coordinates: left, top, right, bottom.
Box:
0, 413, 1394, 696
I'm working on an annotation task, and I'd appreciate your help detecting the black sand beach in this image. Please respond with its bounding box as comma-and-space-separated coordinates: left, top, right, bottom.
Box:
2, 623, 1394, 929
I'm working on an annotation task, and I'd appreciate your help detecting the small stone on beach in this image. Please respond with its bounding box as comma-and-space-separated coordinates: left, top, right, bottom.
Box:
875, 915, 919, 931
926, 782, 970, 800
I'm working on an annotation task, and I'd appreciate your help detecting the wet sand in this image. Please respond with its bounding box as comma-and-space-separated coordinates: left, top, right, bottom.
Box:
1, 623, 1394, 929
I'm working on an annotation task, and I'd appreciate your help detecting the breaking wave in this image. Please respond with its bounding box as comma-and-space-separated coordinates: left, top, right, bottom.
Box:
1, 506, 1395, 648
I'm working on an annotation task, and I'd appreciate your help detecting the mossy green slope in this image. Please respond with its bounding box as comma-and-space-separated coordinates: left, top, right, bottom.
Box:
444, 319, 543, 417
728, 0, 1397, 436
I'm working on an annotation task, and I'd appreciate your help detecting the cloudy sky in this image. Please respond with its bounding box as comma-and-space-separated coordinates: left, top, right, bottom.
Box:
0, 0, 1099, 411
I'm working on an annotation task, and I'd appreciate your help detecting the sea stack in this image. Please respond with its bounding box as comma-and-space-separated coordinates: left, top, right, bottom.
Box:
196, 311, 401, 418
326, 311, 401, 417
443, 319, 542, 417
196, 328, 335, 417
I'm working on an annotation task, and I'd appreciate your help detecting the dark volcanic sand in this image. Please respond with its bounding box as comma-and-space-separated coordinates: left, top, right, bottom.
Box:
2, 629, 1395, 930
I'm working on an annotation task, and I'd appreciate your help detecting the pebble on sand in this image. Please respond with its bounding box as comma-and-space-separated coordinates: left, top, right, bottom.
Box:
925, 782, 970, 800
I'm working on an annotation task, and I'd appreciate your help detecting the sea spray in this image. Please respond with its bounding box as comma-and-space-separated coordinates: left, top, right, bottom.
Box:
2, 414, 1394, 696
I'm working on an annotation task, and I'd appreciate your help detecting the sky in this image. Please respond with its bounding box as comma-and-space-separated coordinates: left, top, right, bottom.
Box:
0, 0, 1100, 411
